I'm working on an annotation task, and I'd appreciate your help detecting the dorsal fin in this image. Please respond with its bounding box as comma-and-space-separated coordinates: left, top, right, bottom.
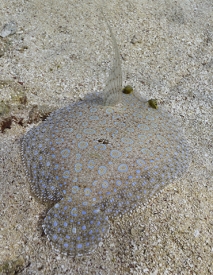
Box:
101, 9, 122, 106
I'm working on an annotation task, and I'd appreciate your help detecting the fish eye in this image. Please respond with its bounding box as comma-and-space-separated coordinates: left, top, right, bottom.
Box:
122, 85, 133, 94
148, 99, 158, 109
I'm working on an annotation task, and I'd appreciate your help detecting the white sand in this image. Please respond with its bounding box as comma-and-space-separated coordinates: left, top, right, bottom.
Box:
0, 0, 213, 274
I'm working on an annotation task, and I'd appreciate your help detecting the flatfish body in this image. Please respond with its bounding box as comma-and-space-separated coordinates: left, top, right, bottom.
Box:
21, 8, 190, 256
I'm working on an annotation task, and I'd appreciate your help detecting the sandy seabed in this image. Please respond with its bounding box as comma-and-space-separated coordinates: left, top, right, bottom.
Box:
0, 0, 213, 274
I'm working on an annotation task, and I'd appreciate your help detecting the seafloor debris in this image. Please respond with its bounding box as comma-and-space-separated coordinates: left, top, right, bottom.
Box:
0, 21, 17, 38
0, 101, 12, 132
0, 79, 58, 131
21, 8, 190, 257
0, 256, 25, 275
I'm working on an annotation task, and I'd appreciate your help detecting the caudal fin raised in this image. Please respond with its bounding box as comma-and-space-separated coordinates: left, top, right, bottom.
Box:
43, 197, 110, 256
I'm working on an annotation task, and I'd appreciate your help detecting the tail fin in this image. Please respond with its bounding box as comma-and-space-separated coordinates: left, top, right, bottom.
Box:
43, 197, 110, 256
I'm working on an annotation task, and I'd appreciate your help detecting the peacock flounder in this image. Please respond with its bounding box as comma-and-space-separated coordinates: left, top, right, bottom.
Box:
21, 9, 190, 257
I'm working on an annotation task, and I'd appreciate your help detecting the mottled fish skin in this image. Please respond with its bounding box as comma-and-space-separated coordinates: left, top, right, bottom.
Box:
21, 9, 190, 257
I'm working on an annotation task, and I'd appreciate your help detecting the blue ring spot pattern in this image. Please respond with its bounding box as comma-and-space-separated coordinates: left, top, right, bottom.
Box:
61, 149, 71, 158
74, 163, 82, 172
98, 166, 107, 176
110, 150, 122, 158
118, 164, 128, 172
78, 141, 88, 149
102, 181, 109, 189
72, 186, 79, 194
84, 188, 92, 196
63, 170, 70, 179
